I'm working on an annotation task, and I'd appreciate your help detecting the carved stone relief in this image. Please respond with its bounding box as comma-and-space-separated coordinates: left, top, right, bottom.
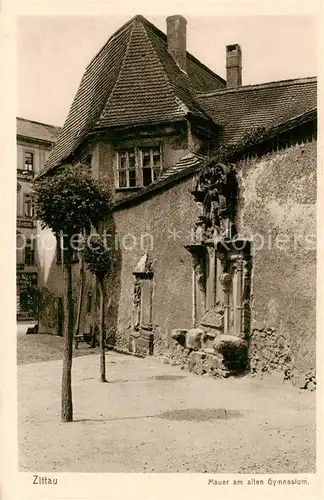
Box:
130, 254, 154, 355
186, 162, 252, 340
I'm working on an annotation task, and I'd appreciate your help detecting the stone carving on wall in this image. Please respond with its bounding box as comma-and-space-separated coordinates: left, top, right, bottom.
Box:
133, 278, 141, 331
219, 272, 232, 293
185, 161, 252, 346
168, 162, 255, 379
130, 253, 154, 356
133, 253, 153, 276
196, 162, 238, 240
194, 221, 205, 244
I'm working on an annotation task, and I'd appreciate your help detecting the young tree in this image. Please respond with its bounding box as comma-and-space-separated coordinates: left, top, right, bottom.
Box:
33, 164, 112, 422
82, 235, 111, 382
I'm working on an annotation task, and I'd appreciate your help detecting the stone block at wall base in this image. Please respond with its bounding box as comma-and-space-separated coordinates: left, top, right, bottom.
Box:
249, 327, 316, 389
186, 328, 204, 350
171, 329, 187, 346
128, 329, 154, 356
168, 328, 249, 378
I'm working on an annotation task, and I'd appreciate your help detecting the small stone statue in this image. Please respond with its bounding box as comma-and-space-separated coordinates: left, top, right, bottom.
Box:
220, 272, 232, 293
195, 223, 204, 243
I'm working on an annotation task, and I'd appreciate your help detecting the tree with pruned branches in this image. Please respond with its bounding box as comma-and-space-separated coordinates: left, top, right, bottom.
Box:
33, 164, 112, 422
82, 235, 111, 382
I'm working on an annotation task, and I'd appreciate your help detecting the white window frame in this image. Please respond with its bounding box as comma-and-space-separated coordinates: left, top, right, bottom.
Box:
139, 146, 162, 187
23, 151, 34, 172
116, 146, 163, 188
116, 149, 138, 189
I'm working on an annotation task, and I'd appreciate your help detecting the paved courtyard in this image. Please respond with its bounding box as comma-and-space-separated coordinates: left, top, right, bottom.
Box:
18, 331, 316, 473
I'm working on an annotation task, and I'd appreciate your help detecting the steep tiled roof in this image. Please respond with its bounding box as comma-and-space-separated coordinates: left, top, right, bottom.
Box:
17, 117, 61, 144
95, 19, 220, 130
36, 14, 317, 183
37, 15, 225, 179
196, 77, 317, 144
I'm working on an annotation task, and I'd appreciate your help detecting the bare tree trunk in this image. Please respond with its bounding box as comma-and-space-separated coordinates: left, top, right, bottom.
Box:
75, 258, 85, 337
99, 279, 107, 382
61, 260, 74, 422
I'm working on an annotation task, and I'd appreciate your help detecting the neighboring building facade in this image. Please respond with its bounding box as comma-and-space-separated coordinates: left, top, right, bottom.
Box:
35, 15, 317, 382
16, 118, 60, 319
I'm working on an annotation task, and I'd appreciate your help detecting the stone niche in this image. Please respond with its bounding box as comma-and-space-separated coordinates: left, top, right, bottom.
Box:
171, 161, 252, 377
128, 253, 154, 356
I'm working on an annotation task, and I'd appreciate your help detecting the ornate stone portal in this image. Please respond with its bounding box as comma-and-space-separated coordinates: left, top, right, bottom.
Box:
129, 253, 154, 356
179, 162, 252, 376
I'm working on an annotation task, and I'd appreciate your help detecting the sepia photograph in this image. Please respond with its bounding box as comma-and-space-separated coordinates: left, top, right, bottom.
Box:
15, 11, 317, 479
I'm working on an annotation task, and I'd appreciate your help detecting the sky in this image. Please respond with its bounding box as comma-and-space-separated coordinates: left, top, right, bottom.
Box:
17, 15, 317, 127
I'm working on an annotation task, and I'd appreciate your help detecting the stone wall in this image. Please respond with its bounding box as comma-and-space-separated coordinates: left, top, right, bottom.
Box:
249, 327, 293, 374
36, 138, 317, 387
164, 330, 248, 378
36, 122, 201, 340
237, 140, 316, 381
112, 176, 200, 349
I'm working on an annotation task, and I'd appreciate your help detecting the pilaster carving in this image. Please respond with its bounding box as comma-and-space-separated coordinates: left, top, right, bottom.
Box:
232, 258, 244, 272
219, 272, 232, 292
187, 161, 252, 343
133, 278, 141, 330
132, 253, 154, 333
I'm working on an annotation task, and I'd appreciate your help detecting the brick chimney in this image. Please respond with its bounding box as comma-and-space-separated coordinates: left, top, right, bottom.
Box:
167, 15, 187, 73
226, 44, 242, 88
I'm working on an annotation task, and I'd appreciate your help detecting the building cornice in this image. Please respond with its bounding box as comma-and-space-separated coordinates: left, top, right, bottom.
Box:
17, 134, 56, 148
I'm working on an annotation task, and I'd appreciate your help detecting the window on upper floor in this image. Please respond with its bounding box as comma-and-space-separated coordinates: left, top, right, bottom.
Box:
116, 146, 162, 189
24, 152, 34, 171
140, 147, 162, 187
117, 150, 136, 188
24, 194, 34, 218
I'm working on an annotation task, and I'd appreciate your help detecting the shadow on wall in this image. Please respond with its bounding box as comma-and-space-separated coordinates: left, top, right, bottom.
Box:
38, 212, 122, 342
104, 213, 122, 347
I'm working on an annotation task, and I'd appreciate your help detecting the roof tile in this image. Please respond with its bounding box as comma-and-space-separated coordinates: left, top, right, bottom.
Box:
196, 77, 317, 144
36, 15, 224, 178
37, 15, 317, 182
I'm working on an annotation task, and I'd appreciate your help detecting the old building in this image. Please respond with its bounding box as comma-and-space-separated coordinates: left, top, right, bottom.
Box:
35, 15, 317, 382
16, 117, 60, 319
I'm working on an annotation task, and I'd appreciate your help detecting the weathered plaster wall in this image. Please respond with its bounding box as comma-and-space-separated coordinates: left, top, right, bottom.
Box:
237, 141, 316, 377
37, 225, 64, 333
36, 138, 316, 383
112, 176, 200, 349
37, 224, 85, 335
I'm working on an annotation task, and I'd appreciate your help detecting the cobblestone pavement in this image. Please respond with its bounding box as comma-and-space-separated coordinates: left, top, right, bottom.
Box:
18, 336, 316, 474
